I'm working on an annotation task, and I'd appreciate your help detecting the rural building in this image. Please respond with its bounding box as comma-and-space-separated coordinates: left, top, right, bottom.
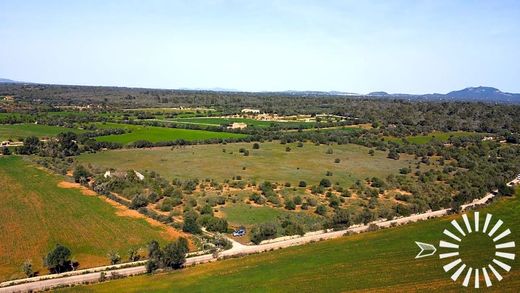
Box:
228, 122, 247, 129
241, 108, 260, 114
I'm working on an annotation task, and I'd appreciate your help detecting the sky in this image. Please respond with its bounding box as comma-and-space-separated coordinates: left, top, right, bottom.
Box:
1, 0, 519, 94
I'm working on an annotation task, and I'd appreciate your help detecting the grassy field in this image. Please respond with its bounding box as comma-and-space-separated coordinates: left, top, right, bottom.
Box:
385, 131, 477, 145
0, 156, 178, 281
170, 117, 314, 128
62, 190, 520, 292
78, 142, 414, 186
93, 122, 247, 144
0, 124, 84, 141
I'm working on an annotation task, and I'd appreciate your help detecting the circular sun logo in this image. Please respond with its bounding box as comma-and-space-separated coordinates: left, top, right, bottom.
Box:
439, 212, 516, 288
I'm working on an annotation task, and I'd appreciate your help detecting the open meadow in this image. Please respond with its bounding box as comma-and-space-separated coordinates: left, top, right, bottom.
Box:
0, 156, 181, 281
78, 142, 415, 187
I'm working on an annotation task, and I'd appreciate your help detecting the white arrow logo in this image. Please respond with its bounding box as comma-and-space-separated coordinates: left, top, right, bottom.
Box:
415, 241, 437, 259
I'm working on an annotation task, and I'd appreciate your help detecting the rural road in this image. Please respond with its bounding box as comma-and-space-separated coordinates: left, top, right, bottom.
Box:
2, 177, 518, 292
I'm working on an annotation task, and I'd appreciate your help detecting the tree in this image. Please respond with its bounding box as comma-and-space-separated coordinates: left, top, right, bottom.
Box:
130, 194, 149, 209
387, 149, 400, 160
200, 204, 214, 216
163, 238, 189, 269
73, 165, 90, 183
251, 222, 278, 244
252, 143, 260, 149
1, 147, 10, 155
107, 250, 121, 265
284, 199, 296, 210
315, 204, 327, 216
298, 181, 307, 187
183, 210, 201, 234
44, 244, 72, 273
22, 260, 34, 277
128, 248, 140, 262
319, 178, 331, 188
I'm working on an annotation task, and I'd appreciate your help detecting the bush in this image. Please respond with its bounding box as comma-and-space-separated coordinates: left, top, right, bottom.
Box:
130, 194, 149, 209
298, 181, 307, 187
319, 178, 331, 187
334, 158, 340, 163
251, 222, 278, 244
252, 143, 260, 149
73, 165, 90, 183
284, 200, 296, 210
315, 204, 327, 216
293, 195, 302, 205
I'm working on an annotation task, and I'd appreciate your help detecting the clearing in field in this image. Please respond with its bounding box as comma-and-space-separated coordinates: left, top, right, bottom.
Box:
78, 142, 414, 187
0, 124, 84, 141
93, 122, 247, 144
61, 191, 520, 293
0, 156, 180, 281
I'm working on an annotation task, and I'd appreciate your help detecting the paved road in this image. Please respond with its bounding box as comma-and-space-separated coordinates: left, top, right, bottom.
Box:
2, 178, 517, 292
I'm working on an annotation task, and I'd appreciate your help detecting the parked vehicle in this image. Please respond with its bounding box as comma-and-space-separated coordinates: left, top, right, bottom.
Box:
233, 229, 246, 237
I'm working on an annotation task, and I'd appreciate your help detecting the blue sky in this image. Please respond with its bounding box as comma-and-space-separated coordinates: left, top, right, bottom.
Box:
1, 0, 519, 93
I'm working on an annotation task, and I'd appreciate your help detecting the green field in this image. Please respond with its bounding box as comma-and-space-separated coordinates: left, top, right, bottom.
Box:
93, 122, 247, 144
221, 203, 317, 227
170, 117, 314, 128
0, 124, 84, 141
78, 142, 415, 186
62, 190, 520, 292
385, 131, 477, 145
0, 156, 177, 281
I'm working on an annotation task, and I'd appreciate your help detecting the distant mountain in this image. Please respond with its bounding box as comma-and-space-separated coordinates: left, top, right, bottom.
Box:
0, 78, 19, 83
367, 91, 390, 96
446, 86, 515, 99
365, 86, 520, 104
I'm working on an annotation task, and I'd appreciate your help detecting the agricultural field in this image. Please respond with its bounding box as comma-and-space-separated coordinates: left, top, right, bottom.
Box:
0, 124, 84, 141
0, 156, 182, 281
62, 191, 520, 292
93, 122, 247, 144
78, 142, 415, 187
170, 117, 314, 128
384, 131, 477, 145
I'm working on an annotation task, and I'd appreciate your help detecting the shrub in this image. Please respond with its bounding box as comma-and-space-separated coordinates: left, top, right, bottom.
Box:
315, 204, 327, 216
298, 181, 307, 187
284, 200, 296, 210
130, 194, 149, 209
319, 178, 331, 187
252, 143, 260, 149
334, 158, 340, 163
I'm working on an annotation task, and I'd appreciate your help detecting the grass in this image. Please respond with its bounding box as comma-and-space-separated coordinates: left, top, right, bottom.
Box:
221, 203, 317, 227
61, 191, 520, 292
0, 156, 177, 281
0, 124, 84, 141
93, 122, 247, 144
385, 131, 477, 145
170, 117, 314, 128
78, 142, 414, 187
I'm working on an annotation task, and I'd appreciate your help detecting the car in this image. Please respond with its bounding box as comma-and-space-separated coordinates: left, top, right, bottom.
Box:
233, 229, 246, 237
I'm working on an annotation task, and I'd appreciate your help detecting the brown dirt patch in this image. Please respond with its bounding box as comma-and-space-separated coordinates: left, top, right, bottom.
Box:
57, 181, 97, 196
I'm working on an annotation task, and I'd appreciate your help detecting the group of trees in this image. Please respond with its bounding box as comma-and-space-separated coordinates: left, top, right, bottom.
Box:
146, 238, 189, 273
